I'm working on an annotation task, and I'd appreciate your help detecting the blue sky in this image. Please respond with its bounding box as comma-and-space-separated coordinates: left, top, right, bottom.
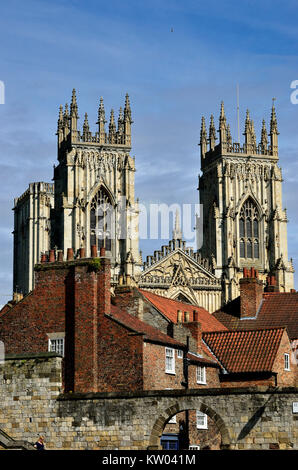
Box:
0, 0, 298, 305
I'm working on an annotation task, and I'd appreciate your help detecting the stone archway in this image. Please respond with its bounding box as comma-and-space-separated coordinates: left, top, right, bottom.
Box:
148, 400, 231, 450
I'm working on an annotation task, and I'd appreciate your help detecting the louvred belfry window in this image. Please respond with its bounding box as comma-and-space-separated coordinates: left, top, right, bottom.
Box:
90, 187, 112, 251
239, 198, 259, 259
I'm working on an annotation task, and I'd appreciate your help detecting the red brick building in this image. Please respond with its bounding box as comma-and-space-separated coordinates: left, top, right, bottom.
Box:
0, 249, 221, 394
0, 254, 297, 449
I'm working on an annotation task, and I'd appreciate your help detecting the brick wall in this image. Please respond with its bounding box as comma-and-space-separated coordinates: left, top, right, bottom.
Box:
188, 364, 220, 389
143, 343, 184, 390
273, 330, 298, 387
240, 275, 263, 318
97, 314, 144, 392
0, 257, 115, 394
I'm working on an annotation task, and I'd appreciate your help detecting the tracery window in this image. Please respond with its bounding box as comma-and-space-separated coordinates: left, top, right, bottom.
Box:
239, 198, 259, 259
90, 187, 113, 252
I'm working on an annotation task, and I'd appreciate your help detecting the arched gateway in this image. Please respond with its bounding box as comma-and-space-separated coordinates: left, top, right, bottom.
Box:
148, 400, 231, 450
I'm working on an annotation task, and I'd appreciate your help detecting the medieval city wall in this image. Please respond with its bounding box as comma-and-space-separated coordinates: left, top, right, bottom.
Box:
0, 355, 297, 450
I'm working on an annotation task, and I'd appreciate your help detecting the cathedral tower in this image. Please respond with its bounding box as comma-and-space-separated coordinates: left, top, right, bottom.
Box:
199, 100, 294, 302
13, 90, 142, 295
52, 90, 142, 282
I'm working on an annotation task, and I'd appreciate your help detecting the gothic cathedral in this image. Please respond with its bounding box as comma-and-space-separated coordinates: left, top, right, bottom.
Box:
199, 101, 294, 301
12, 91, 294, 311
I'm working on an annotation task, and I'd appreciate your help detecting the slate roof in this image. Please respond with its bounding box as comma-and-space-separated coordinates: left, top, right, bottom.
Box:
212, 292, 298, 340
202, 327, 286, 373
139, 289, 227, 332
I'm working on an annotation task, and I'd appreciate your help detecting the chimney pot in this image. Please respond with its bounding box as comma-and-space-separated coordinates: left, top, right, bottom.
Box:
91, 245, 97, 258
57, 250, 64, 262
79, 247, 85, 259
41, 253, 47, 263
100, 247, 106, 257
49, 249, 55, 262
67, 248, 74, 261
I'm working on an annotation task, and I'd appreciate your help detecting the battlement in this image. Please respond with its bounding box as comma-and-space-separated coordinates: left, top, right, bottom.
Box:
200, 100, 279, 168
56, 89, 133, 156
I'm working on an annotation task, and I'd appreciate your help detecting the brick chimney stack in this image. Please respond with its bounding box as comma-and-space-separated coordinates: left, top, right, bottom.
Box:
264, 275, 279, 293
34, 247, 112, 393
240, 267, 264, 318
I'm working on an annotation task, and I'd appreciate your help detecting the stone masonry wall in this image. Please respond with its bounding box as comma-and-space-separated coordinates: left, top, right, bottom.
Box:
0, 355, 297, 450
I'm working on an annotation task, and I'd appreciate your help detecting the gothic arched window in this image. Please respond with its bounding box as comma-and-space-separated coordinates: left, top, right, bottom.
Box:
239, 198, 259, 259
90, 187, 113, 252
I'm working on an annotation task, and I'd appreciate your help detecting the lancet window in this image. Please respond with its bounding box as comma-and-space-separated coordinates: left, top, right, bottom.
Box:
90, 187, 113, 251
239, 198, 259, 259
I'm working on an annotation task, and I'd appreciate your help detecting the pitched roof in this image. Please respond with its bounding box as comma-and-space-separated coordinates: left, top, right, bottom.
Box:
139, 289, 226, 332
108, 304, 218, 366
202, 327, 286, 373
109, 304, 185, 348
212, 292, 298, 340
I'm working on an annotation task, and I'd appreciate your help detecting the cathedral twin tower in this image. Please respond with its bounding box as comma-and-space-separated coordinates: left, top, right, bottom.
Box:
12, 90, 294, 310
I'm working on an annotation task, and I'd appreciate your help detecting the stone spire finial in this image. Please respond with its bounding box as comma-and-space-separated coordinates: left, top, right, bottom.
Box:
124, 93, 133, 123
118, 106, 124, 124
97, 97, 106, 144
97, 97, 106, 124
209, 114, 217, 150
123, 93, 133, 146
219, 101, 227, 143
57, 104, 63, 130
70, 88, 78, 118
270, 98, 278, 135
270, 98, 279, 156
109, 109, 116, 144
63, 103, 69, 124
244, 109, 251, 133
200, 116, 207, 158
172, 209, 182, 240
56, 104, 64, 145
261, 119, 268, 151
82, 112, 90, 140
70, 89, 79, 140
244, 109, 254, 149
117, 106, 124, 144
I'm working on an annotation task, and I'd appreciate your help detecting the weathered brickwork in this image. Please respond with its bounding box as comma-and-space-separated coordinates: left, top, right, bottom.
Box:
0, 356, 297, 450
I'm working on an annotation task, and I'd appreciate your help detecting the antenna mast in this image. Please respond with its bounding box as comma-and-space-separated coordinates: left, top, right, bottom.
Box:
237, 84, 240, 143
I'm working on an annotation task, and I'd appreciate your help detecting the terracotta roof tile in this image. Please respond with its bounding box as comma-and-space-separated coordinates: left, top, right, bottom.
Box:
202, 327, 286, 373
109, 304, 218, 366
109, 303, 185, 348
139, 289, 226, 332
212, 292, 298, 340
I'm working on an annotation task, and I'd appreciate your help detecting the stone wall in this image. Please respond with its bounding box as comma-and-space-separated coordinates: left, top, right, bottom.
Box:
0, 355, 297, 450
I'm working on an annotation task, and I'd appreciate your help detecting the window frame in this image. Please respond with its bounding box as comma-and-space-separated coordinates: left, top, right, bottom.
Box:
48, 335, 65, 357
196, 366, 207, 385
177, 349, 183, 359
196, 411, 208, 430
165, 347, 175, 374
284, 353, 290, 371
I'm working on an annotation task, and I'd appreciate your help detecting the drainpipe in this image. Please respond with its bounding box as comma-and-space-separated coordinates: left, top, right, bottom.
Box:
182, 336, 190, 450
